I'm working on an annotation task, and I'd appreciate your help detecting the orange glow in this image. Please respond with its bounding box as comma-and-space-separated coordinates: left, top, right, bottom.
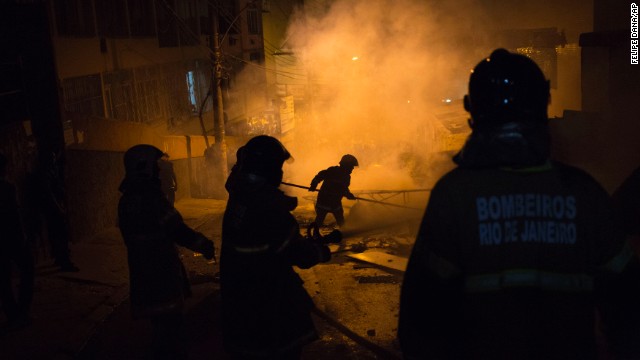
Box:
276, 0, 487, 196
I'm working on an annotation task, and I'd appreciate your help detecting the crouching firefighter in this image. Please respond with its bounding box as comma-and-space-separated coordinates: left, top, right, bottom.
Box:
118, 144, 215, 360
221, 135, 342, 359
309, 154, 359, 227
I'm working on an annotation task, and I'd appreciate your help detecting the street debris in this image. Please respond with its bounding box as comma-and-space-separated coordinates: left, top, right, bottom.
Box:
347, 251, 408, 273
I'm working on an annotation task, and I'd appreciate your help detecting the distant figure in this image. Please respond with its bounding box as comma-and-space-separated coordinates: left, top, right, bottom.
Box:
38, 149, 78, 272
309, 154, 358, 227
118, 144, 215, 360
0, 153, 34, 329
221, 135, 341, 359
158, 152, 177, 206
398, 49, 640, 359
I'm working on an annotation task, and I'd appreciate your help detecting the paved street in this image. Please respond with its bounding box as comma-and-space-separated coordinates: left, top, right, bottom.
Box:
0, 196, 420, 359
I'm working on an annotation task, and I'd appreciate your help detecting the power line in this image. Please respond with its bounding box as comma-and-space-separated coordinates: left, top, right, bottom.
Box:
224, 52, 307, 80
156, 0, 214, 58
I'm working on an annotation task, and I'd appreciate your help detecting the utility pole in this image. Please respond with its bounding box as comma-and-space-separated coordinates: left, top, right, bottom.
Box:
209, 3, 228, 191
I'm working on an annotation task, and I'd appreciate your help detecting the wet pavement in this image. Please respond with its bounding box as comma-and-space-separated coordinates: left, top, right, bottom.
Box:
0, 196, 420, 360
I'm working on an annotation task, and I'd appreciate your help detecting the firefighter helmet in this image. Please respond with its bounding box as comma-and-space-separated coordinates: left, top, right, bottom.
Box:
236, 135, 291, 172
464, 48, 550, 130
339, 154, 359, 168
123, 144, 164, 179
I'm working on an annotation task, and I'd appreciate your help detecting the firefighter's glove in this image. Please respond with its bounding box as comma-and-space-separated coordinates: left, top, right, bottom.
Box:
308, 185, 316, 192
196, 235, 215, 260
345, 193, 356, 200
202, 242, 215, 260
323, 229, 342, 244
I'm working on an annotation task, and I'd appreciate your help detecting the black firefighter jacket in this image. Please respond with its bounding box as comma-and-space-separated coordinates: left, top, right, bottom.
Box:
311, 166, 354, 210
118, 178, 212, 319
398, 162, 640, 359
221, 171, 331, 357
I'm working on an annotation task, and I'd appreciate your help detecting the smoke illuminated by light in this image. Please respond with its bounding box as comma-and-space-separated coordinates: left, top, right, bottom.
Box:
279, 0, 492, 196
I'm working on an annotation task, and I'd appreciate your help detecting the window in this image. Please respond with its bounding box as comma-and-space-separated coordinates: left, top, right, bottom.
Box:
186, 71, 198, 112
61, 74, 105, 118
249, 52, 262, 63
247, 8, 260, 35
134, 66, 163, 122
103, 70, 135, 121
177, 0, 200, 46
198, 0, 212, 35
128, 0, 156, 37
218, 0, 239, 36
95, 0, 129, 38
53, 0, 96, 37
156, 0, 179, 47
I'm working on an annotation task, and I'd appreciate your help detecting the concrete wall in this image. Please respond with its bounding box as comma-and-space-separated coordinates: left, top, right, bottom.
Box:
65, 149, 125, 243
52, 36, 210, 80
69, 114, 216, 159
64, 149, 219, 243
559, 0, 640, 193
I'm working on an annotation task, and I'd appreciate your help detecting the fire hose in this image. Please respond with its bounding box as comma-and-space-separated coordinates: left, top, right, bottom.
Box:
304, 225, 403, 359
307, 217, 420, 241
311, 306, 402, 359
280, 182, 424, 211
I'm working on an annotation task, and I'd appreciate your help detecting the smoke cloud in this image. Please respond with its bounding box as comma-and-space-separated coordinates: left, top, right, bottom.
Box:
278, 0, 493, 196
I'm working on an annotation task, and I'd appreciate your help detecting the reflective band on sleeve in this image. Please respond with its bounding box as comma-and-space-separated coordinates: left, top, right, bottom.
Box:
274, 225, 297, 254
600, 240, 635, 274
465, 269, 594, 293
233, 244, 270, 253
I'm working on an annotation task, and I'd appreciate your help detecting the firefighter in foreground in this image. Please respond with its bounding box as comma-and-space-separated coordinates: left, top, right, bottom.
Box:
221, 135, 341, 359
309, 154, 358, 227
118, 144, 215, 360
398, 49, 640, 359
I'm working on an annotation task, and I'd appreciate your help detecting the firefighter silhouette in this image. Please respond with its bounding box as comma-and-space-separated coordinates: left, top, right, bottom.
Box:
309, 154, 358, 227
118, 144, 214, 360
221, 135, 341, 359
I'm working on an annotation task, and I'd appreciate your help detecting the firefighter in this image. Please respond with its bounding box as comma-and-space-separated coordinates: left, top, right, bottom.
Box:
398, 49, 640, 359
118, 144, 215, 360
221, 135, 341, 359
309, 154, 358, 227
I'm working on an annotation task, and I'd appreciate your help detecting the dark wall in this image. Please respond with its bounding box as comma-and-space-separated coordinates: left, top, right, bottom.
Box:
1, 2, 66, 158
550, 0, 640, 193
578, 0, 640, 192
65, 150, 219, 243
65, 150, 126, 243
